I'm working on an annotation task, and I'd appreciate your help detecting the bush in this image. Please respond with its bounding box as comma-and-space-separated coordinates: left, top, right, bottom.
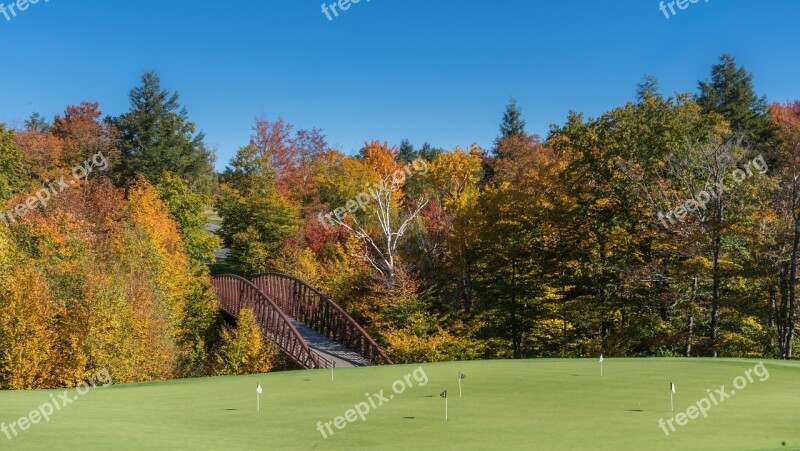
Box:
212, 309, 279, 375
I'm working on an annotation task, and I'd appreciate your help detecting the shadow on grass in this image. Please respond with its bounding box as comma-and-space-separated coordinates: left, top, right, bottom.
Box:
208, 259, 237, 276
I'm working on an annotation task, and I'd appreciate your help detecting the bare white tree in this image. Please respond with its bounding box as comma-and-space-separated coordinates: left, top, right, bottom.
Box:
332, 175, 428, 286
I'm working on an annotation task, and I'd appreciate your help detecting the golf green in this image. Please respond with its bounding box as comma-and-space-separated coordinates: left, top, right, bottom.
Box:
0, 359, 797, 449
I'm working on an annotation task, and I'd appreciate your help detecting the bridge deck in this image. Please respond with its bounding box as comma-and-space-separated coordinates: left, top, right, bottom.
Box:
289, 319, 373, 368
209, 223, 391, 369
211, 270, 392, 368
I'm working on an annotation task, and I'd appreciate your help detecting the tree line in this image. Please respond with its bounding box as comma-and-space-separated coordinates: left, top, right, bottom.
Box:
1, 54, 798, 390
215, 54, 799, 363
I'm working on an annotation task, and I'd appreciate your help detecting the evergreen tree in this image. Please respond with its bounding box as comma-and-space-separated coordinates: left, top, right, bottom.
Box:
698, 54, 773, 148
396, 138, 417, 163
112, 72, 213, 186
499, 97, 526, 140
636, 75, 661, 102
418, 142, 443, 162
24, 112, 50, 133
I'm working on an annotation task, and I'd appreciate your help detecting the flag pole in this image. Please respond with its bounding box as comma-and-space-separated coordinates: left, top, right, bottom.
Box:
670, 390, 674, 412
599, 354, 604, 377
441, 389, 448, 422
458, 376, 462, 399
331, 361, 335, 382
256, 383, 263, 412
670, 381, 675, 412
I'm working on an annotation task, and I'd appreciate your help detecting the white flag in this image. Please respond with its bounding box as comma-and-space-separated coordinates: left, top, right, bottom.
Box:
256, 383, 263, 394
599, 355, 604, 363
670, 382, 675, 393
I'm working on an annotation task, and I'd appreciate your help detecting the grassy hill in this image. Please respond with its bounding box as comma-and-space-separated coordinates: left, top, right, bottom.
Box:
0, 359, 798, 450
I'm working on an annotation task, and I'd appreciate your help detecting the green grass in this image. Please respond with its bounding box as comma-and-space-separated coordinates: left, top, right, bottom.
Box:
1, 359, 798, 449
204, 207, 222, 226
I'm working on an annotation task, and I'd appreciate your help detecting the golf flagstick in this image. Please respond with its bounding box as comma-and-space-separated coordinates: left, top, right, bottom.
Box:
458, 372, 466, 398
670, 382, 675, 412
331, 361, 335, 382
599, 354, 604, 377
256, 383, 263, 412
441, 390, 448, 421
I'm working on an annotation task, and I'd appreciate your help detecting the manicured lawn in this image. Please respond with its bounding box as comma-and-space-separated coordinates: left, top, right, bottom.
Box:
0, 359, 797, 449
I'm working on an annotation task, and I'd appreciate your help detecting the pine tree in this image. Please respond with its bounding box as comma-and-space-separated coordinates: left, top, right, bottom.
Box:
112, 72, 213, 186
636, 75, 661, 102
499, 97, 527, 140
24, 112, 50, 133
418, 142, 443, 162
698, 54, 773, 148
396, 139, 417, 163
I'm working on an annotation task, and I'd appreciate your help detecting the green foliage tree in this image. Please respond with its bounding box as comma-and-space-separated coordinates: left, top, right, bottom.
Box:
418, 142, 443, 162
112, 71, 213, 188
396, 139, 417, 163
636, 75, 661, 102
698, 54, 774, 149
24, 112, 50, 133
499, 97, 527, 141
218, 144, 300, 274
0, 125, 25, 201
156, 172, 221, 263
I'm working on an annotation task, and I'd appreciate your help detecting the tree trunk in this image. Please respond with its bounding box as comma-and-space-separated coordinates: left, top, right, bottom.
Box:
685, 277, 697, 357
710, 225, 722, 358
785, 220, 800, 359
464, 258, 473, 313
768, 285, 777, 355
779, 262, 789, 356
511, 260, 521, 359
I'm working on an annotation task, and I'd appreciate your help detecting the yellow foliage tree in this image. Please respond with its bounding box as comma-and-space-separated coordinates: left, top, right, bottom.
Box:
0, 268, 58, 389
212, 309, 278, 375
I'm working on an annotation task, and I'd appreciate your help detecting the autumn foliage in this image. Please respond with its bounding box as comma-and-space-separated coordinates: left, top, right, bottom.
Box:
3, 55, 800, 391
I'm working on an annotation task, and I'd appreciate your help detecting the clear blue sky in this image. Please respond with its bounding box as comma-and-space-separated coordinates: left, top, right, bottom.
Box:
1, 0, 799, 170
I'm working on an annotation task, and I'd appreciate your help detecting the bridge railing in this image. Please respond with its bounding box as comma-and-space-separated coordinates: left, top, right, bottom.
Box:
250, 273, 394, 365
212, 274, 328, 369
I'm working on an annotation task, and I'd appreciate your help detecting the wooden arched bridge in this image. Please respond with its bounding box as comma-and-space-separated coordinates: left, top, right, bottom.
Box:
212, 273, 393, 369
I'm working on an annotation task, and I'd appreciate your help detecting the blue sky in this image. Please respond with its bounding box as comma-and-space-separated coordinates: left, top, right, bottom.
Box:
1, 0, 799, 170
